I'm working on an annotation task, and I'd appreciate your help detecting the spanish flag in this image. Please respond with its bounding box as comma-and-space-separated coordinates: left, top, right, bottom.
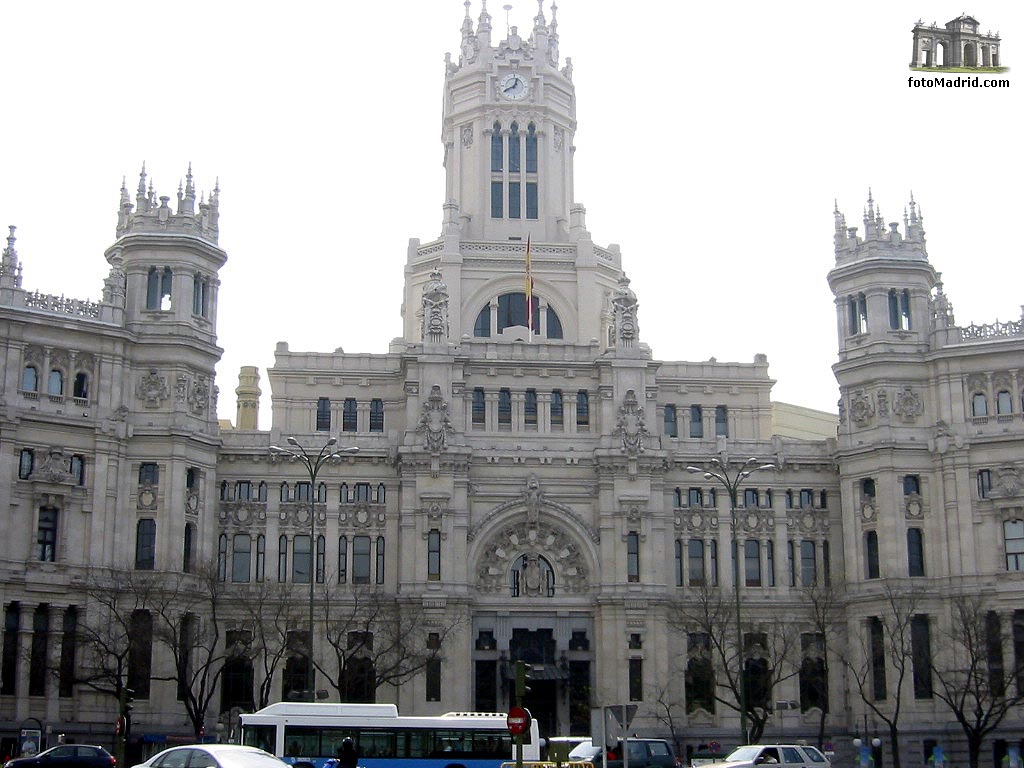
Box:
525, 235, 534, 339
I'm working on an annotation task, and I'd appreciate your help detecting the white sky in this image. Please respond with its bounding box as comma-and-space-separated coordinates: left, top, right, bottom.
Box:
2, 1, 1020, 426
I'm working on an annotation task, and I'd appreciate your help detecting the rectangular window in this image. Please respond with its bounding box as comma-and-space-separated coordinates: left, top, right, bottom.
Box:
355, 482, 372, 502
342, 398, 358, 432
293, 535, 312, 584
743, 489, 758, 507
551, 390, 564, 426
426, 656, 442, 702
232, 534, 252, 583
38, 507, 59, 562
576, 391, 590, 427
869, 616, 886, 700
911, 614, 934, 698
688, 488, 703, 507
376, 536, 385, 585
627, 531, 640, 583
135, 520, 156, 570
709, 540, 719, 586
19, 449, 34, 479
428, 529, 441, 581
787, 540, 797, 587
491, 181, 503, 218
236, 481, 252, 501
799, 489, 813, 508
664, 404, 677, 438
984, 611, 1004, 696
316, 397, 331, 431
688, 539, 705, 586
59, 606, 77, 697
353, 535, 371, 584
526, 182, 538, 219
1, 604, 18, 695
744, 539, 761, 587
628, 658, 643, 701
865, 531, 880, 579
715, 405, 728, 437
524, 388, 537, 425
978, 469, 992, 499
674, 540, 684, 587
29, 605, 49, 697
689, 405, 703, 438
139, 462, 159, 485
295, 482, 312, 502
509, 181, 521, 219
369, 398, 384, 432
800, 540, 816, 586
472, 388, 486, 426
498, 388, 512, 426
904, 475, 921, 496
1006, 520, 1024, 571
278, 536, 288, 582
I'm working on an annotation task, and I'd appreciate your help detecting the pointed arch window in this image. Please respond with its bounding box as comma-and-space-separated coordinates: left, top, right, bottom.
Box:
490, 122, 503, 172
525, 123, 538, 172
509, 122, 521, 172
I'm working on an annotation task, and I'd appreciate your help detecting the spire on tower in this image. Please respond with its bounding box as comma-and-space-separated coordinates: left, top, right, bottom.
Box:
534, 0, 547, 34
477, 0, 492, 35
0, 225, 22, 289
462, 0, 474, 36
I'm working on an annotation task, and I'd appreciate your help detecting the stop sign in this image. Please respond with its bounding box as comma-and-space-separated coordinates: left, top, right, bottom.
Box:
507, 706, 532, 735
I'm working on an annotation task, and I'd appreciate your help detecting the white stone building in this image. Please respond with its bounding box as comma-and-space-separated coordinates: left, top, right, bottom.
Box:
2, 3, 1022, 767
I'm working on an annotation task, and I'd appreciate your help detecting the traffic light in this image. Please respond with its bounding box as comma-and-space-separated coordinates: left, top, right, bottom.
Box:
514, 661, 532, 703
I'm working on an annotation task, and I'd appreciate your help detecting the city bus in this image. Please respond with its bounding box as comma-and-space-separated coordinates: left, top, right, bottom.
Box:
240, 703, 541, 768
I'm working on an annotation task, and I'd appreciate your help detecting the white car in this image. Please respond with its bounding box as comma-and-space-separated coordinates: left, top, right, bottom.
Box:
131, 744, 289, 768
706, 745, 830, 768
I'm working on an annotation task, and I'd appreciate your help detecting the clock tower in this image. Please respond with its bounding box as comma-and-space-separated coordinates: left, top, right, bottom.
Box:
403, 0, 628, 349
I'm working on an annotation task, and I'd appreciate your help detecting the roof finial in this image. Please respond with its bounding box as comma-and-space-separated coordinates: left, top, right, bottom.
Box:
137, 163, 147, 196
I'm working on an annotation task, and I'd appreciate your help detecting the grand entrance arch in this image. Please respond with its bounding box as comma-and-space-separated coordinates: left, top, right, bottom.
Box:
467, 475, 600, 737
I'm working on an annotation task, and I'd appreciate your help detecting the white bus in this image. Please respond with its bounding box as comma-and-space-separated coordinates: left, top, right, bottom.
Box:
240, 703, 541, 768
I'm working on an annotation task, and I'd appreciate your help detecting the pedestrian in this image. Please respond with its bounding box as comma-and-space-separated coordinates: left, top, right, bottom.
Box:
338, 737, 358, 768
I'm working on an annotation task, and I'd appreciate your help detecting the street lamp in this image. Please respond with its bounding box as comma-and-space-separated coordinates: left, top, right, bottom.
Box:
269, 436, 358, 701
685, 456, 774, 745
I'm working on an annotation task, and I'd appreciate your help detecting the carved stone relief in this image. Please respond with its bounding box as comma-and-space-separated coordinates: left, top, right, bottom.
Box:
616, 389, 648, 456
416, 385, 454, 453
476, 521, 588, 595
137, 369, 168, 407
892, 388, 923, 421
849, 391, 875, 425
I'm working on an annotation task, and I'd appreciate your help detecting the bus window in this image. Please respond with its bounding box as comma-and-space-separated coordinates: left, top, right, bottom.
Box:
283, 727, 320, 757
242, 725, 276, 754
360, 732, 395, 759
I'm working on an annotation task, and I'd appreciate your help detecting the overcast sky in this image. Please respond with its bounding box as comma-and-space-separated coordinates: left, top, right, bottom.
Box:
2, 1, 1020, 426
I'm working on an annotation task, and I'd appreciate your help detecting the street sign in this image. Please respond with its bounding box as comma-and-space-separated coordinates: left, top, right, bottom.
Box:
507, 706, 532, 735
607, 705, 638, 730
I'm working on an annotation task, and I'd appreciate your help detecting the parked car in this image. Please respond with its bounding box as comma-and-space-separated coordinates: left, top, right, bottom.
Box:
130, 745, 288, 768
704, 745, 830, 768
4, 745, 116, 768
568, 739, 676, 768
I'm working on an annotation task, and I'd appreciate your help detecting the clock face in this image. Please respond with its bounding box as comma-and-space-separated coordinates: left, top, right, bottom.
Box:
500, 73, 528, 101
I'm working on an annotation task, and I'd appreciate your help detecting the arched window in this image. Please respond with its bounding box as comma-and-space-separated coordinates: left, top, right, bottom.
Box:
218, 533, 228, 580
135, 520, 156, 570
848, 293, 868, 334
279, 482, 289, 502
256, 535, 266, 581
907, 528, 925, 577
377, 483, 386, 503
525, 123, 538, 173
865, 531, 880, 579
183, 523, 195, 573
997, 390, 1013, 415
258, 481, 268, 502
673, 488, 683, 507
972, 393, 988, 417
888, 288, 912, 330
72, 373, 89, 400
278, 535, 288, 582
48, 370, 64, 396
509, 553, 555, 597
317, 483, 327, 503
474, 305, 491, 337
22, 365, 38, 392
339, 483, 349, 503
147, 266, 172, 310
376, 536, 385, 584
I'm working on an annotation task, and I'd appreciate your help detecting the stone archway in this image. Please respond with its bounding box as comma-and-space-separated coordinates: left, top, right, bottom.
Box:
963, 41, 977, 67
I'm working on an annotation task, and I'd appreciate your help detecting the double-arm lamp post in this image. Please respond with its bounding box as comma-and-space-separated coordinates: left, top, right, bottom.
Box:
685, 456, 774, 745
269, 436, 358, 701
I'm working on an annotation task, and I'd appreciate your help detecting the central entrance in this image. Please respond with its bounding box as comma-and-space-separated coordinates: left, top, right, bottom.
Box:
472, 617, 594, 737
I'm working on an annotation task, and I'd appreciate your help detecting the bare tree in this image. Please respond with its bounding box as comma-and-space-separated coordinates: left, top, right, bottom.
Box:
649, 657, 688, 756
235, 580, 305, 709
842, 585, 923, 768
928, 595, 1024, 768
801, 577, 846, 750
146, 562, 230, 738
669, 586, 802, 743
318, 587, 462, 701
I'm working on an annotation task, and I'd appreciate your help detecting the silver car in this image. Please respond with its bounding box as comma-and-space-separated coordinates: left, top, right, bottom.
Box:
131, 745, 289, 768
706, 745, 830, 768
